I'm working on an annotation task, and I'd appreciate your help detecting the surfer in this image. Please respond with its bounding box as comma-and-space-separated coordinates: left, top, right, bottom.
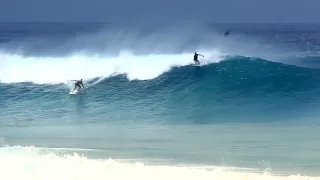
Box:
71, 79, 84, 91
194, 52, 204, 65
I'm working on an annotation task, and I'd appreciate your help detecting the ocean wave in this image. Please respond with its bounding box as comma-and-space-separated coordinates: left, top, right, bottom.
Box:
2, 55, 320, 98
0, 50, 222, 84
2, 55, 320, 124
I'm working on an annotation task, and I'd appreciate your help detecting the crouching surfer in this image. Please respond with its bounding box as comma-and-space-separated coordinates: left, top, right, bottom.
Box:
71, 79, 84, 91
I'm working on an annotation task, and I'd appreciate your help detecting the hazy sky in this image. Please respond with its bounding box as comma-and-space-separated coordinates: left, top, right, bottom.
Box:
0, 0, 319, 23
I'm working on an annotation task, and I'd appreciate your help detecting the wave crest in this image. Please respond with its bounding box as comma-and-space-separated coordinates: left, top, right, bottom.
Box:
0, 50, 222, 84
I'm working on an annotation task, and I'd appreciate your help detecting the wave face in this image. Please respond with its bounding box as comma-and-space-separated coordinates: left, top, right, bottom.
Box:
2, 23, 320, 178
2, 56, 320, 124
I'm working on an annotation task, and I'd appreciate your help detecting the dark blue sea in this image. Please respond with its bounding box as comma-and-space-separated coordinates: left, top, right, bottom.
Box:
1, 22, 320, 179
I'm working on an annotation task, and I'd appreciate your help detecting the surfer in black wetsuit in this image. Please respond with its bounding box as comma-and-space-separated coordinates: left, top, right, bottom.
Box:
71, 79, 84, 91
194, 52, 204, 65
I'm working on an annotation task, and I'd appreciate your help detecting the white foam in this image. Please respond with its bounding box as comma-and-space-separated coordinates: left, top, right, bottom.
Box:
0, 146, 317, 180
0, 50, 222, 84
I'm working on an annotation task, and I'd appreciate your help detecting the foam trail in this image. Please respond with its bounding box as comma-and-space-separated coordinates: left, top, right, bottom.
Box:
0, 50, 222, 84
0, 146, 317, 180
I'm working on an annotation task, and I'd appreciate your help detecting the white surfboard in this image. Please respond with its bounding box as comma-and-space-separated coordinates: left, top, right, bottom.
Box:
69, 88, 84, 95
69, 90, 79, 94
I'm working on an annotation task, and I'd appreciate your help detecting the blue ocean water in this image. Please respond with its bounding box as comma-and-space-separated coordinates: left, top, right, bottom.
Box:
1, 22, 320, 179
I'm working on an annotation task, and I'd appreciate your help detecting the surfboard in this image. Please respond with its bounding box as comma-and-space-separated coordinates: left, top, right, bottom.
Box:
69, 88, 84, 95
69, 90, 78, 94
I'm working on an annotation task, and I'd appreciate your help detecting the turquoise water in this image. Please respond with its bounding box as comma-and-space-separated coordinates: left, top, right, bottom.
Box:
1, 23, 320, 179
2, 123, 320, 175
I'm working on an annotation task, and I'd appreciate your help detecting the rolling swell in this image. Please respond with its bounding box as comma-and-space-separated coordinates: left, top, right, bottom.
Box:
77, 56, 320, 102
2, 56, 320, 124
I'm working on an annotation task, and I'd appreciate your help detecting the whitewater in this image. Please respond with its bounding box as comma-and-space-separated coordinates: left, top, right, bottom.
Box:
0, 146, 315, 180
1, 22, 320, 180
0, 50, 221, 84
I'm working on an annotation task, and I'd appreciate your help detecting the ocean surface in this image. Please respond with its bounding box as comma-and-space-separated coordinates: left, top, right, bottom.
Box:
1, 22, 320, 180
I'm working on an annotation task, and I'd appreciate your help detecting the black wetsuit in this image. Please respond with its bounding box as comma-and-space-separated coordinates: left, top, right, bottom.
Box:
75, 81, 82, 89
73, 80, 84, 91
194, 53, 200, 64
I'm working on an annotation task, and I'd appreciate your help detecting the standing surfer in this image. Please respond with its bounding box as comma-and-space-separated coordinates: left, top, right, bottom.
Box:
194, 52, 204, 65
